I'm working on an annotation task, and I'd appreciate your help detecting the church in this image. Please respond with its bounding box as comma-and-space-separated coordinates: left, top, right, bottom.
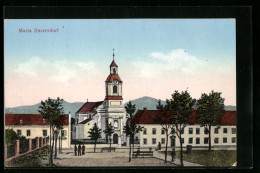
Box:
73, 52, 128, 147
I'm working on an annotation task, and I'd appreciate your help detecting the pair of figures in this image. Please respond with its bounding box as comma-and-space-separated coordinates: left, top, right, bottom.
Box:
74, 144, 85, 156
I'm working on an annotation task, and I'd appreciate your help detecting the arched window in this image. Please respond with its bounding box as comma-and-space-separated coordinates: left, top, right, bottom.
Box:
113, 85, 117, 93
114, 120, 118, 128
113, 68, 116, 74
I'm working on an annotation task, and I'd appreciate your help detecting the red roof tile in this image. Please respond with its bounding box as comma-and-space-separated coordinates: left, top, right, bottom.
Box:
76, 101, 103, 114
5, 114, 69, 126
131, 109, 236, 125
79, 118, 92, 124
105, 74, 122, 82
104, 96, 123, 100
110, 60, 118, 67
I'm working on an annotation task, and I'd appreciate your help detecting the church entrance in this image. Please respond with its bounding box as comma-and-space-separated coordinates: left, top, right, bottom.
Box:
113, 134, 118, 144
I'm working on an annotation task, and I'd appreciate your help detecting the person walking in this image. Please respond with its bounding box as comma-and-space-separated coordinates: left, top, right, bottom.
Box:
74, 144, 78, 156
82, 144, 85, 155
78, 144, 82, 156
158, 142, 161, 150
171, 148, 176, 162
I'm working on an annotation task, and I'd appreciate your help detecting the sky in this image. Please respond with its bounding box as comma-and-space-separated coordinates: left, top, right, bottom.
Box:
4, 19, 236, 108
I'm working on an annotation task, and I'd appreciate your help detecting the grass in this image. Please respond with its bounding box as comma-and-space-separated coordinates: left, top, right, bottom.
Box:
5, 146, 51, 167
161, 150, 236, 166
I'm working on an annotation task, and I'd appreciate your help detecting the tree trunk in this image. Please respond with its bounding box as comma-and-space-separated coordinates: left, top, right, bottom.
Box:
59, 135, 60, 154
49, 124, 52, 166
180, 128, 183, 166
132, 134, 135, 153
110, 136, 112, 152
54, 132, 57, 159
94, 141, 96, 153
129, 135, 131, 162
208, 125, 211, 151
51, 129, 55, 167
165, 130, 168, 164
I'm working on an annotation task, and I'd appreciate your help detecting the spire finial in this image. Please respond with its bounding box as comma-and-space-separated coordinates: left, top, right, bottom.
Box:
113, 48, 115, 60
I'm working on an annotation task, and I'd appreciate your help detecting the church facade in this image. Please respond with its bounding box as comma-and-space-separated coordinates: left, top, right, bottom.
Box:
74, 55, 128, 147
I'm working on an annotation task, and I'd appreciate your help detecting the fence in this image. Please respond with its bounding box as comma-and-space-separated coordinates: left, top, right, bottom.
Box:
72, 138, 107, 144
5, 137, 49, 161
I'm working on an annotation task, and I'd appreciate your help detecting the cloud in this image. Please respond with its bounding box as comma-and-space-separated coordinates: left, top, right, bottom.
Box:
15, 57, 97, 83
132, 49, 234, 78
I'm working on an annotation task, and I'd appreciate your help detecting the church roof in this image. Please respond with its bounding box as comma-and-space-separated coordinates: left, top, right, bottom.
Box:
104, 96, 123, 100
76, 101, 103, 114
110, 60, 118, 67
5, 114, 69, 126
130, 109, 236, 125
79, 118, 92, 124
105, 74, 122, 82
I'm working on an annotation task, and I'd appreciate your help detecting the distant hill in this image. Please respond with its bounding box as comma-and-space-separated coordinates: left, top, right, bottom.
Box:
5, 101, 84, 118
5, 97, 236, 118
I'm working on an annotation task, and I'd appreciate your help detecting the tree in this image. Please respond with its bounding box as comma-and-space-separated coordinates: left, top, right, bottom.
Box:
103, 122, 114, 152
156, 100, 171, 163
38, 97, 64, 167
197, 91, 225, 151
124, 101, 136, 119
5, 129, 18, 146
167, 90, 195, 166
123, 123, 143, 162
88, 123, 102, 153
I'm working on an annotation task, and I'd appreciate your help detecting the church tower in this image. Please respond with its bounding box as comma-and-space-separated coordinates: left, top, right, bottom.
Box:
104, 50, 126, 146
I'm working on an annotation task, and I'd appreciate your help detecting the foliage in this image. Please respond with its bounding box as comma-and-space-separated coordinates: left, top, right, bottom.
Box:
197, 91, 225, 150
88, 123, 102, 153
156, 99, 166, 111
104, 122, 114, 138
5, 129, 18, 146
197, 91, 225, 126
124, 101, 136, 119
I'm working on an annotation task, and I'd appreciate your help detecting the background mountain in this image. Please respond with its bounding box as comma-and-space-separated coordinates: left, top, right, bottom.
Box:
5, 96, 236, 118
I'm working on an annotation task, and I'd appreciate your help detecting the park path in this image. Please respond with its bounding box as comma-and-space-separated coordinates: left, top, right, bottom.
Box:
153, 150, 203, 166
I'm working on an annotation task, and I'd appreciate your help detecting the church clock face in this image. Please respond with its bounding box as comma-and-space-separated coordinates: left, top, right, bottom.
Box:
112, 80, 118, 85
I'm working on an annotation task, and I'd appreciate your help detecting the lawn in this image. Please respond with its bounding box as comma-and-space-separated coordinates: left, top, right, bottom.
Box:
162, 150, 236, 166
5, 146, 51, 167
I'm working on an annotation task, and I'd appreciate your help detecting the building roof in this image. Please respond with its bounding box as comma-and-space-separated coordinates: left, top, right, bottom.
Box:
76, 101, 103, 114
130, 109, 236, 125
5, 114, 69, 126
79, 118, 92, 124
110, 60, 118, 67
104, 96, 123, 100
105, 74, 122, 82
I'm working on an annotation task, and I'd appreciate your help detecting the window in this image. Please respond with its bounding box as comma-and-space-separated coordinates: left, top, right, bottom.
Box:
223, 128, 228, 133
214, 128, 219, 134
113, 85, 117, 93
42, 118, 46, 123
171, 128, 175, 134
152, 138, 156, 144
181, 128, 184, 134
214, 138, 219, 144
161, 129, 165, 135
143, 128, 147, 135
17, 130, 22, 136
20, 119, 23, 124
223, 137, 227, 143
189, 128, 193, 134
196, 128, 200, 134
189, 137, 193, 144
152, 128, 156, 135
143, 138, 147, 145
113, 68, 116, 74
27, 130, 31, 136
114, 120, 118, 128
232, 128, 236, 134
181, 138, 184, 144
204, 128, 208, 134
62, 130, 67, 137
43, 130, 47, 136
161, 138, 165, 144
204, 138, 209, 144
232, 137, 236, 143
196, 138, 200, 144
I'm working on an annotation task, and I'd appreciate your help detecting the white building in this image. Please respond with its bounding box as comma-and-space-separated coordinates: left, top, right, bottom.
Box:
5, 114, 71, 148
74, 55, 128, 146
131, 108, 236, 149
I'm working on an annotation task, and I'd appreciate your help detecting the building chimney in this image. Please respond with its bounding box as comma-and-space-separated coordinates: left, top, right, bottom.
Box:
87, 99, 88, 102
143, 107, 147, 110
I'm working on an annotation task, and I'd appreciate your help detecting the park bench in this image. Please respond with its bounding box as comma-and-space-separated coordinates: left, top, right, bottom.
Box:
101, 147, 116, 152
132, 151, 153, 158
